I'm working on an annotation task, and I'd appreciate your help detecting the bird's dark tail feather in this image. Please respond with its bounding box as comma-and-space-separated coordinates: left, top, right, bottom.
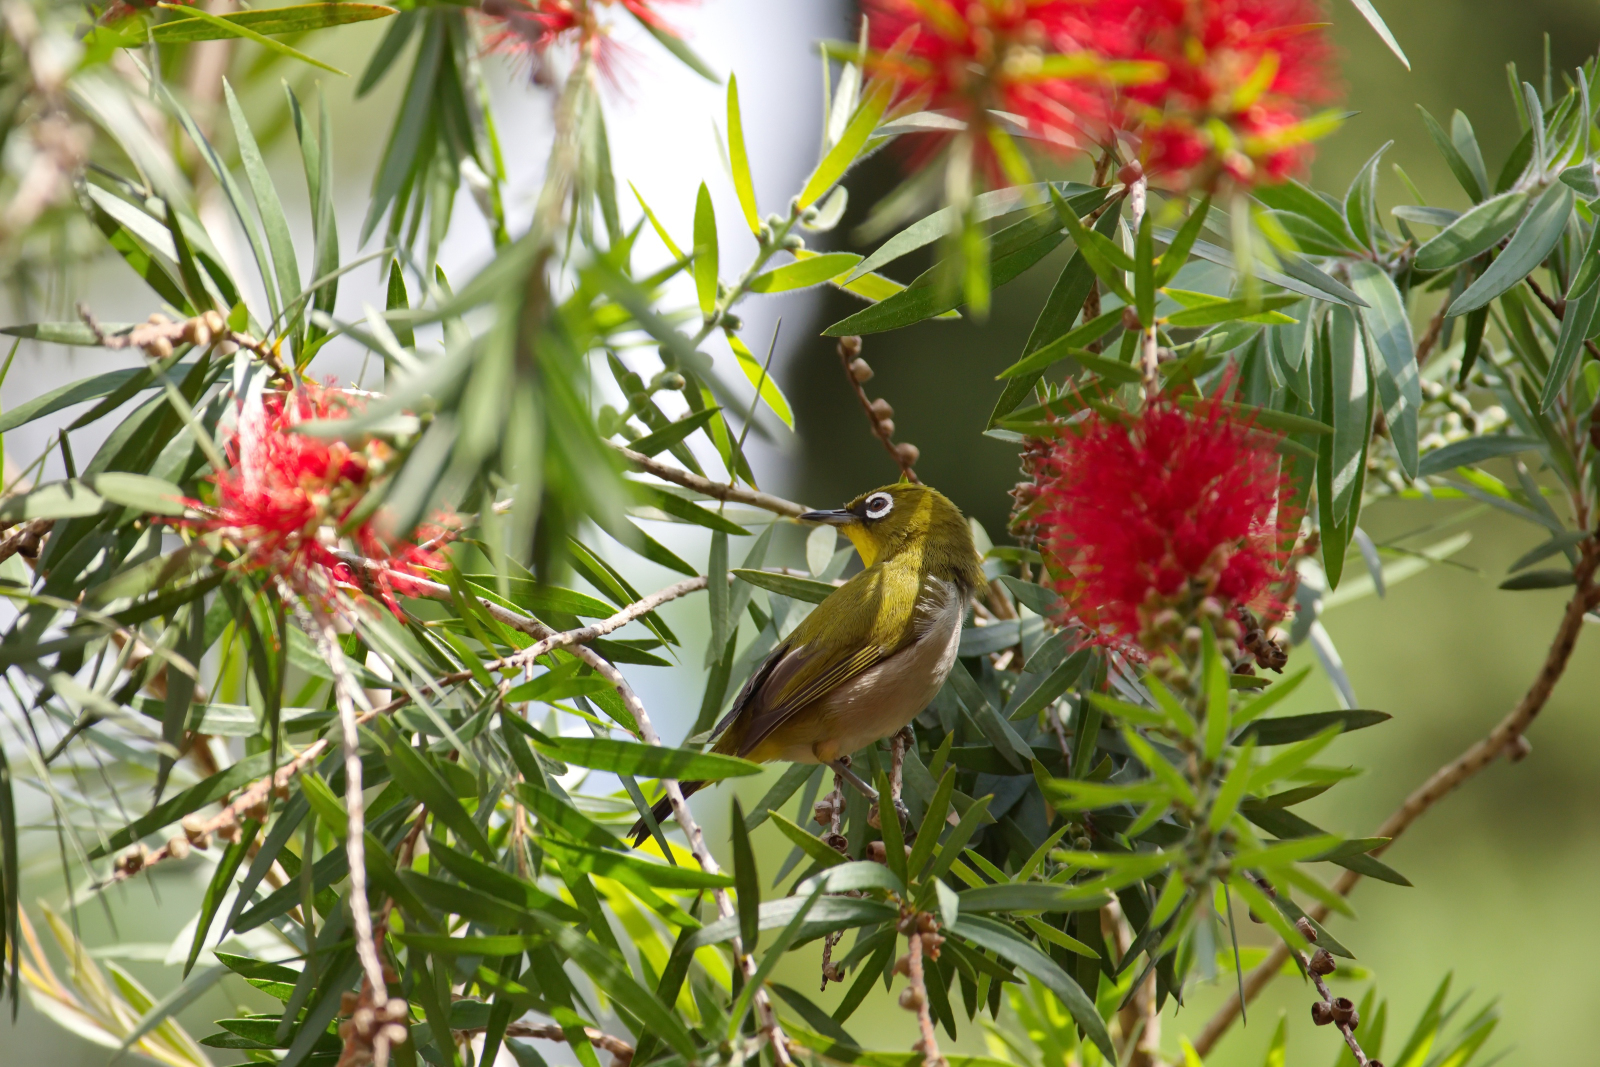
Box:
628, 780, 707, 846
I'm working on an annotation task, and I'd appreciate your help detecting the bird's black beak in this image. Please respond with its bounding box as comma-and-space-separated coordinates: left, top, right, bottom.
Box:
799, 508, 857, 527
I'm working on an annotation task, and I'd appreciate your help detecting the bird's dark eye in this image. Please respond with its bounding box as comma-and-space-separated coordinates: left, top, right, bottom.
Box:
864, 492, 893, 520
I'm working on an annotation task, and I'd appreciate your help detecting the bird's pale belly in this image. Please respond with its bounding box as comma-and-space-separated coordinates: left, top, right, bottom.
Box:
758, 602, 964, 764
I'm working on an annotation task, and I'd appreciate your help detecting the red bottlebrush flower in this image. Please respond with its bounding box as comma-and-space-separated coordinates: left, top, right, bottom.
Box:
1079, 0, 1339, 188
185, 384, 451, 616
480, 0, 695, 84
862, 0, 1129, 174
1032, 393, 1297, 651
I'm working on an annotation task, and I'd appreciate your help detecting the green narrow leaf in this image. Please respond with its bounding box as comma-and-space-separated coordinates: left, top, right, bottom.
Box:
1345, 0, 1410, 69
1450, 181, 1575, 314
726, 331, 795, 428
799, 79, 892, 209
726, 74, 760, 234
1542, 282, 1599, 411
384, 731, 494, 858
1134, 208, 1155, 325
693, 182, 719, 319
154, 3, 347, 75
1348, 261, 1420, 477
1207, 739, 1256, 833
951, 914, 1114, 1060
731, 798, 760, 949
1413, 191, 1527, 271
1417, 105, 1482, 201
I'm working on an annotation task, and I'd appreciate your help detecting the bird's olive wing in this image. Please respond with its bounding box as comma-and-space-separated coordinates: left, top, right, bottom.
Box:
730, 565, 921, 758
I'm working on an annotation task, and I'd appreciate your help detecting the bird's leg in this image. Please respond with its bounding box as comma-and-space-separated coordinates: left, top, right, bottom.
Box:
827, 756, 879, 802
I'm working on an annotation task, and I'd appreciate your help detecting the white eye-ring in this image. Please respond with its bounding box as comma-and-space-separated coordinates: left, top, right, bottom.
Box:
864, 492, 893, 520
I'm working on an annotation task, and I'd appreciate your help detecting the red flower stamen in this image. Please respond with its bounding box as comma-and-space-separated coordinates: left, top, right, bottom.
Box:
183, 383, 453, 616
1032, 392, 1298, 652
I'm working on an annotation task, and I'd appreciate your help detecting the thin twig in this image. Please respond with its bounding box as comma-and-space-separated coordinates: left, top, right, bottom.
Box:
612, 443, 807, 517
905, 926, 945, 1067
464, 1022, 633, 1067
1413, 298, 1449, 366
0, 517, 51, 566
1524, 276, 1600, 364
1193, 535, 1600, 1056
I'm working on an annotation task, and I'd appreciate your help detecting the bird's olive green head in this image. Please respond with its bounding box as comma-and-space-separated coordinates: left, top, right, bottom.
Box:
800, 483, 986, 590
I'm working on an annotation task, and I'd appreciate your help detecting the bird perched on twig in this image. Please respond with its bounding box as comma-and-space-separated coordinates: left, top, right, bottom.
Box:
630, 482, 984, 844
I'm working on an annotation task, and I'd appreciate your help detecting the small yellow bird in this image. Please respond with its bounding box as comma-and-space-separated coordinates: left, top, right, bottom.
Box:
631, 482, 985, 843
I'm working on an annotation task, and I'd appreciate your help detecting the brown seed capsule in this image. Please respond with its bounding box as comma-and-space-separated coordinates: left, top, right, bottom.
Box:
1310, 1001, 1333, 1026
877, 418, 895, 438
1295, 917, 1317, 941
1330, 997, 1356, 1025
813, 798, 837, 827
1122, 305, 1142, 332
849, 357, 874, 383
838, 336, 863, 359
867, 804, 882, 830
896, 442, 920, 466
898, 987, 925, 1011
824, 831, 848, 854
870, 398, 894, 420
1308, 949, 1336, 975
866, 840, 888, 864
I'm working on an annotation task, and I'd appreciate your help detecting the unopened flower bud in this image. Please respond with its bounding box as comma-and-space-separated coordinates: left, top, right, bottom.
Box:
166, 835, 190, 861
877, 419, 895, 438
898, 987, 925, 1011
838, 336, 863, 360
660, 372, 686, 391
1117, 161, 1145, 186
146, 336, 173, 360
870, 398, 894, 420
896, 442, 920, 466
848, 357, 873, 382
894, 955, 913, 977
342, 991, 362, 1015
1073, 835, 1092, 850
866, 840, 887, 864
1122, 305, 1142, 332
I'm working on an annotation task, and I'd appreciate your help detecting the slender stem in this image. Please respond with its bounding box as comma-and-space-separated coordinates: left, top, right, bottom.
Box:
905, 929, 945, 1067
1192, 536, 1600, 1056
297, 593, 388, 1010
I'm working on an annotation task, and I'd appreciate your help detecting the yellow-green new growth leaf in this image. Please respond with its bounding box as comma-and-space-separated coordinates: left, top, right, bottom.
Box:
693, 182, 718, 318
725, 331, 794, 428
726, 74, 761, 233
799, 78, 893, 209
